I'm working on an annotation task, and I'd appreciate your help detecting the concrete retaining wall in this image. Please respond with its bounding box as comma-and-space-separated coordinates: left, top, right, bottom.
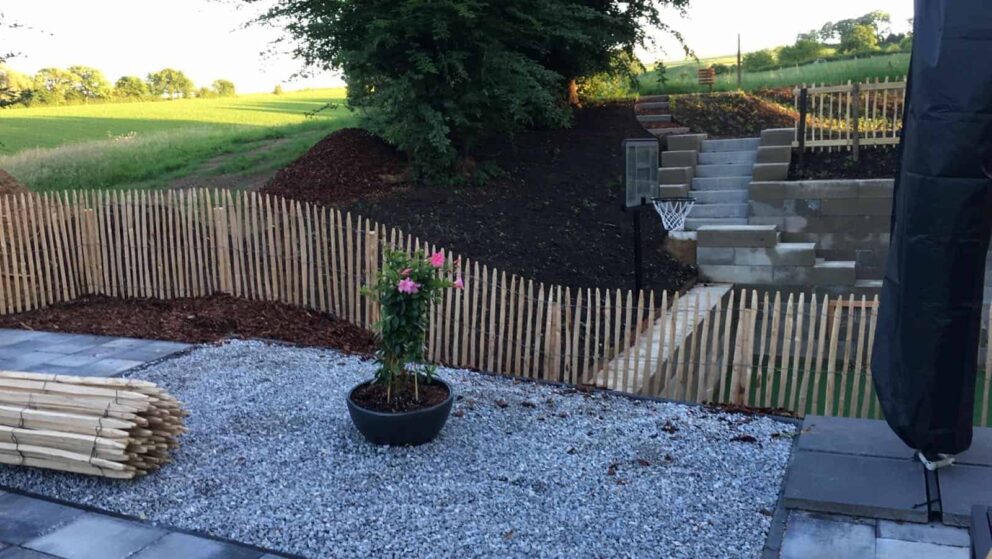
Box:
748, 179, 894, 280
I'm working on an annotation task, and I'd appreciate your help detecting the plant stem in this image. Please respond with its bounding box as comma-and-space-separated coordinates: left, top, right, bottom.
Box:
414, 372, 420, 401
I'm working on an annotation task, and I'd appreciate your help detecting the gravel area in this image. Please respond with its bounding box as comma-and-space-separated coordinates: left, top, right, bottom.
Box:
0, 341, 795, 559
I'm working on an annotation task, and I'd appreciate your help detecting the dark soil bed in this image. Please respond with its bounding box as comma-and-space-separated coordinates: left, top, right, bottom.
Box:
264, 102, 696, 294
789, 147, 899, 180
0, 294, 377, 353
351, 380, 449, 413
670, 92, 796, 139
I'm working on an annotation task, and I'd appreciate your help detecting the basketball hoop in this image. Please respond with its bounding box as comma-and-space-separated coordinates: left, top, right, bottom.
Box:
651, 197, 696, 232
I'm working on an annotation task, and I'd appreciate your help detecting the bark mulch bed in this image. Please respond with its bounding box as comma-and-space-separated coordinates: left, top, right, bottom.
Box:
670, 92, 796, 139
264, 102, 697, 294
0, 294, 377, 354
789, 147, 899, 180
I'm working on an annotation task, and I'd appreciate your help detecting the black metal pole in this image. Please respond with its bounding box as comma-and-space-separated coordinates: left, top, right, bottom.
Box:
633, 199, 644, 293
797, 87, 808, 172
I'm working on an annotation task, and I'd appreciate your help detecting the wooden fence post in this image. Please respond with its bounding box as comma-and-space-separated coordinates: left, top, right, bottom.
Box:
364, 229, 379, 329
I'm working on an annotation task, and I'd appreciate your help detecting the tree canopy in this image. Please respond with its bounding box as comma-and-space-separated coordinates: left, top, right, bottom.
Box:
114, 75, 149, 98
247, 0, 690, 181
212, 79, 236, 97
147, 68, 194, 99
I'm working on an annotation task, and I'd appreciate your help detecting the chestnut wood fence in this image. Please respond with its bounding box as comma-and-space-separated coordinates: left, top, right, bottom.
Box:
793, 77, 907, 155
0, 189, 989, 425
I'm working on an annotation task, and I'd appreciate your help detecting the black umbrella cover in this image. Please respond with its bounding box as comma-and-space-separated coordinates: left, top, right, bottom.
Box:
871, 0, 992, 455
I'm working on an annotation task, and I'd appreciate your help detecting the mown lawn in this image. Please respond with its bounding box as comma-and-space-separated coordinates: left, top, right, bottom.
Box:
0, 89, 356, 192
640, 53, 910, 95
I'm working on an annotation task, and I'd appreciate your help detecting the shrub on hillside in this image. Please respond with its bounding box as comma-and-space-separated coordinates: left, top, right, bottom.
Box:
778, 39, 824, 66
671, 92, 795, 138
743, 50, 776, 72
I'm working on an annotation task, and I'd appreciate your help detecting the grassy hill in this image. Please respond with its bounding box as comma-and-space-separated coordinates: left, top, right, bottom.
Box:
0, 88, 355, 191
640, 52, 909, 95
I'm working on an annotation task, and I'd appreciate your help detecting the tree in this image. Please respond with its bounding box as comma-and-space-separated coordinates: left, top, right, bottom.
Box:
742, 49, 776, 72
66, 65, 110, 99
777, 38, 823, 66
273, 84, 284, 95
820, 11, 890, 49
211, 79, 236, 97
146, 68, 193, 99
114, 76, 148, 98
246, 0, 690, 182
196, 86, 214, 98
841, 23, 880, 53
0, 65, 31, 106
32, 67, 77, 104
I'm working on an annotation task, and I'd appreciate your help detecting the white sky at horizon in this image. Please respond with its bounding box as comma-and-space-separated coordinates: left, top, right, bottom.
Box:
3, 0, 913, 94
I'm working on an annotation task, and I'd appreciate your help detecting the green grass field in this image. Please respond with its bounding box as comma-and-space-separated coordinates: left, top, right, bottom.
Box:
0, 88, 356, 192
640, 52, 910, 95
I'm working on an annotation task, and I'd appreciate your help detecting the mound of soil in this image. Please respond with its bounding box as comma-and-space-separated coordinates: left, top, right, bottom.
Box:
671, 92, 796, 139
789, 147, 899, 180
0, 169, 28, 196
0, 294, 376, 353
265, 128, 407, 206
264, 102, 696, 294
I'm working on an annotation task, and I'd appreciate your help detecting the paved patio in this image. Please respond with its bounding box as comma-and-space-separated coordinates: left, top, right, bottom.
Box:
0, 328, 293, 559
771, 415, 990, 558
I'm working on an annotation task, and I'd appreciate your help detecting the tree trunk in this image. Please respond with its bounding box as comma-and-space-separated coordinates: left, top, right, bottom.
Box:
567, 79, 580, 107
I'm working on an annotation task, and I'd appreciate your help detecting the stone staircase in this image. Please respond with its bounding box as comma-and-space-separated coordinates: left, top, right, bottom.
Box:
634, 95, 690, 140
657, 130, 792, 231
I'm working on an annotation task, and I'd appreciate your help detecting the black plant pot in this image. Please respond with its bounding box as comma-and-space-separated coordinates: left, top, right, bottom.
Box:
346, 377, 454, 446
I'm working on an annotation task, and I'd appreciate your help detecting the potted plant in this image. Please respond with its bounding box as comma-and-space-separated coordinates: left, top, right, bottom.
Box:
347, 248, 463, 445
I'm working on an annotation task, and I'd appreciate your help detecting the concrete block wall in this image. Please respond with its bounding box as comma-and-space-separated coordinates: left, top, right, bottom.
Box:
748, 179, 894, 280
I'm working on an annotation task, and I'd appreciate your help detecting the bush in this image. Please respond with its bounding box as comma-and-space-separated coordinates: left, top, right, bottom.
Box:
212, 79, 236, 97
743, 50, 776, 72
711, 63, 736, 75
273, 84, 284, 95
113, 76, 148, 99
778, 39, 824, 66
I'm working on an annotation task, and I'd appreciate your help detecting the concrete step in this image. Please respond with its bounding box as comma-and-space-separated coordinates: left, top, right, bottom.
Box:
695, 163, 753, 178
636, 101, 670, 111
688, 203, 748, 219
684, 217, 749, 230
668, 133, 708, 151
660, 166, 693, 185
638, 95, 670, 103
595, 283, 732, 394
812, 259, 857, 286
661, 150, 697, 169
697, 224, 779, 248
658, 185, 689, 197
648, 126, 691, 138
637, 114, 673, 123
692, 176, 752, 191
700, 138, 761, 153
733, 243, 817, 267
698, 150, 758, 165
691, 189, 749, 204
855, 279, 883, 289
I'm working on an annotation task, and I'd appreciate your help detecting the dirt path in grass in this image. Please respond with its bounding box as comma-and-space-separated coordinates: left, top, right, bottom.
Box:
165, 136, 294, 191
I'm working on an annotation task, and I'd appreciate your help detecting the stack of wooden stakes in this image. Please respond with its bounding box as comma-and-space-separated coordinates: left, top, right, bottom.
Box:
0, 371, 186, 479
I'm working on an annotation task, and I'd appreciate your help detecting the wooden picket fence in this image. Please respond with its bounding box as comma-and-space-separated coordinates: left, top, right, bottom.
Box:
793, 77, 906, 155
0, 189, 989, 425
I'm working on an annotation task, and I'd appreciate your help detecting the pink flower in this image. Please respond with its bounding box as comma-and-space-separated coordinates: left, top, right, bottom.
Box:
400, 268, 412, 277
454, 276, 464, 290
429, 251, 445, 268
397, 277, 420, 294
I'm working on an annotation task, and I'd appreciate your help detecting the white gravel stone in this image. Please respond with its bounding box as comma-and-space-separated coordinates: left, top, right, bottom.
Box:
0, 340, 795, 558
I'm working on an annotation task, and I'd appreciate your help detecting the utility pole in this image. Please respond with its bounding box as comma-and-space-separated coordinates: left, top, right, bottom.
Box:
737, 34, 742, 90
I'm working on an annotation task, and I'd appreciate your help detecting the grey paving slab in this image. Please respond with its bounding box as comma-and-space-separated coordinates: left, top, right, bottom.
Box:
0, 350, 64, 370
783, 450, 929, 522
877, 519, 970, 547
779, 512, 875, 559
24, 514, 166, 559
0, 330, 46, 347
130, 533, 263, 559
874, 538, 968, 559
0, 493, 85, 546
797, 415, 914, 460
937, 464, 992, 527
956, 427, 992, 467
41, 354, 102, 368
0, 548, 60, 559
81, 358, 146, 376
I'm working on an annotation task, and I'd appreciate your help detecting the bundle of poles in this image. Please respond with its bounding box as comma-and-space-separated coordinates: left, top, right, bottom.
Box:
0, 371, 186, 479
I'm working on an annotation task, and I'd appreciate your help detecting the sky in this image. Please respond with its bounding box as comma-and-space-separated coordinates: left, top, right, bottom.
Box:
3, 0, 914, 94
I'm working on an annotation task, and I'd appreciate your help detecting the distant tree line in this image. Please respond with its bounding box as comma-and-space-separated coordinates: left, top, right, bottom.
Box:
0, 65, 237, 108
722, 11, 911, 74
